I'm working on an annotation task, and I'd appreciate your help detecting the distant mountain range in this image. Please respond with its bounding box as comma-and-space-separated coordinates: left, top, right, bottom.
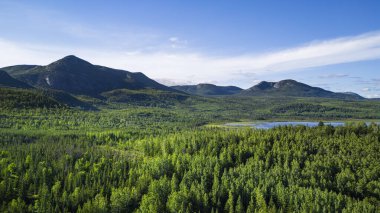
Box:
172, 84, 242, 96
0, 55, 366, 108
171, 80, 363, 100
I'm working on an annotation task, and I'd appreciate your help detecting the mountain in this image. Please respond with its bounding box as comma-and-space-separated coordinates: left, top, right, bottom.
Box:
1, 65, 39, 76
171, 84, 243, 96
337, 92, 364, 100
1, 57, 366, 102
0, 70, 33, 89
240, 79, 365, 100
2, 55, 176, 97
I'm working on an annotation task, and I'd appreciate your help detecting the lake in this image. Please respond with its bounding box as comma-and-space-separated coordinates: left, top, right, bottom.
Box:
224, 121, 378, 129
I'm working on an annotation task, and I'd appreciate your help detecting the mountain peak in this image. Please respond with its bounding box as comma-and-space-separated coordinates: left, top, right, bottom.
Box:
254, 81, 275, 90
50, 55, 92, 67
274, 79, 303, 88
45, 55, 93, 73
4, 56, 174, 96
279, 79, 297, 83
241, 79, 364, 100
250, 79, 304, 91
61, 55, 84, 61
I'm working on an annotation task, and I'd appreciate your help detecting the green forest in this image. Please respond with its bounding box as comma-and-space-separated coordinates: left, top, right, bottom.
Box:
1, 0, 380, 212
1, 91, 380, 212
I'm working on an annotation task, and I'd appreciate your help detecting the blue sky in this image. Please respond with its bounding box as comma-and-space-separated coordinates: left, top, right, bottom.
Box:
1, 0, 380, 97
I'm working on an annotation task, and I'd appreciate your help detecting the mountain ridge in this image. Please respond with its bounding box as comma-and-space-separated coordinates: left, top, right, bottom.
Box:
2, 55, 176, 97
0, 70, 33, 89
171, 83, 243, 96
1, 56, 365, 101
239, 79, 364, 100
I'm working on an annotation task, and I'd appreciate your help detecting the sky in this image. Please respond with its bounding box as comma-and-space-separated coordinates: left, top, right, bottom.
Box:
0, 0, 380, 98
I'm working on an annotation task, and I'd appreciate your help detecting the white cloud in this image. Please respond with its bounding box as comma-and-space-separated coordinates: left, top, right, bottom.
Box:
0, 39, 64, 65
367, 94, 380, 98
1, 31, 380, 88
87, 31, 380, 86
97, 31, 380, 84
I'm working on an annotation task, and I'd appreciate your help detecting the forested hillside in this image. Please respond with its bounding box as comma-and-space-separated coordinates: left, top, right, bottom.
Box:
0, 99, 380, 212
2, 0, 380, 212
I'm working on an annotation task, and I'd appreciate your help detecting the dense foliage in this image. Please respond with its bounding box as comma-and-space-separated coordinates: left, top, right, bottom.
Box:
1, 87, 380, 212
1, 119, 380, 212
0, 88, 63, 109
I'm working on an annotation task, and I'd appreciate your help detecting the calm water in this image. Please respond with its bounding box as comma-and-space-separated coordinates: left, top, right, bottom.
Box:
224, 121, 378, 130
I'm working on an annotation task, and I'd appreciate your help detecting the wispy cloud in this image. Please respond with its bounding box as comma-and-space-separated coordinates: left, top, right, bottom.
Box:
367, 94, 380, 98
319, 74, 349, 79
85, 31, 380, 85
244, 31, 380, 72
1, 31, 380, 88
169, 37, 188, 49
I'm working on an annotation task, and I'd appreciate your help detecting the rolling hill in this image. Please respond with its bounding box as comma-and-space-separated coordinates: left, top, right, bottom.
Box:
239, 79, 364, 100
0, 87, 64, 109
0, 87, 95, 110
171, 84, 243, 96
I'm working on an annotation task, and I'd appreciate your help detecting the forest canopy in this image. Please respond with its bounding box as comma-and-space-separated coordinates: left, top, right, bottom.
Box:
1, 121, 379, 212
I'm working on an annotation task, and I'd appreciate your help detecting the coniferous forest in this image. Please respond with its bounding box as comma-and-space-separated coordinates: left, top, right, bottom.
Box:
1, 91, 380, 212
2, 1, 380, 212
